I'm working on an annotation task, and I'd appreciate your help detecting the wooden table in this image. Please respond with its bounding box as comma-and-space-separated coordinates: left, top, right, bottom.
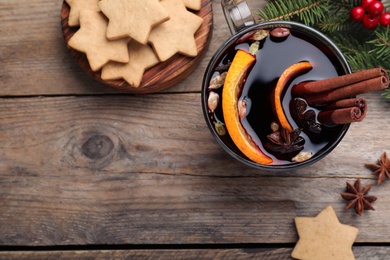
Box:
1, 0, 390, 258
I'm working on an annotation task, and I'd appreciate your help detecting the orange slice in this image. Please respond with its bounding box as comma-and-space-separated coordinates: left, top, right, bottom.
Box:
222, 50, 273, 165
274, 61, 312, 132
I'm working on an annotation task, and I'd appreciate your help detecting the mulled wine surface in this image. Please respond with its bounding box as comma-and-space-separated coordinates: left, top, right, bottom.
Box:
207, 28, 347, 165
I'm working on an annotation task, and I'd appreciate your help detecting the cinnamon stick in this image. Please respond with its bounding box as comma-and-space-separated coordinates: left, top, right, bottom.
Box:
318, 107, 365, 126
317, 98, 368, 126
292, 68, 388, 96
323, 97, 367, 111
304, 75, 388, 105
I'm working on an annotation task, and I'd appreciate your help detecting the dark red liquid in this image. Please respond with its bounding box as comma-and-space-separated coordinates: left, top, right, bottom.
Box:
207, 28, 347, 165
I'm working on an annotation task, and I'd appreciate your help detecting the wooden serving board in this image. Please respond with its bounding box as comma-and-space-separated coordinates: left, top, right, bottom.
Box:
61, 0, 213, 94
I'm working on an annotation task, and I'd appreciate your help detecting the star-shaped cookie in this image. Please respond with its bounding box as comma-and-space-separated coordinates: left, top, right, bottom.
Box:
99, 0, 170, 44
148, 0, 203, 62
65, 0, 101, 27
182, 0, 202, 11
101, 41, 160, 88
68, 11, 130, 72
292, 206, 359, 260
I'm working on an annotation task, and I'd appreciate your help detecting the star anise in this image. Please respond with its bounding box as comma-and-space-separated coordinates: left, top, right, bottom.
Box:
365, 152, 390, 185
265, 127, 304, 154
340, 179, 377, 216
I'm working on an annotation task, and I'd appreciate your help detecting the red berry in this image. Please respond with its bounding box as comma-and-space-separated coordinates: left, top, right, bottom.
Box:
361, 0, 376, 11
350, 6, 366, 21
368, 1, 384, 16
379, 12, 390, 27
363, 15, 379, 29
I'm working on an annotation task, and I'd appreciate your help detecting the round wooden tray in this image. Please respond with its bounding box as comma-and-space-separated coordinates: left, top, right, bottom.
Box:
61, 0, 213, 94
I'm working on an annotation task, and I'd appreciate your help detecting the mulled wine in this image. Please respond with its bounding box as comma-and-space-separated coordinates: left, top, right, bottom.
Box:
202, 21, 351, 170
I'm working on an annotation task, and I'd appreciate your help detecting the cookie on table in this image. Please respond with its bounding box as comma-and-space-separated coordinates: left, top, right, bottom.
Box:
182, 0, 202, 11
99, 0, 170, 44
65, 0, 101, 27
68, 11, 130, 72
148, 0, 203, 62
101, 41, 160, 88
292, 205, 359, 260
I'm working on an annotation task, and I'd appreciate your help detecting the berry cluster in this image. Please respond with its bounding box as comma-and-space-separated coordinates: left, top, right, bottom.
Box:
350, 0, 390, 29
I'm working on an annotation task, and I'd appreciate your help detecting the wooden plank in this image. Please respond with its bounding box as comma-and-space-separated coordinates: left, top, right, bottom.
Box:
0, 247, 389, 259
0, 93, 387, 178
0, 93, 389, 246
0, 0, 264, 96
0, 249, 295, 259
0, 0, 103, 95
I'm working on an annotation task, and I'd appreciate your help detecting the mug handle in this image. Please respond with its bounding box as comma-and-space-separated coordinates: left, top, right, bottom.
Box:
221, 0, 256, 34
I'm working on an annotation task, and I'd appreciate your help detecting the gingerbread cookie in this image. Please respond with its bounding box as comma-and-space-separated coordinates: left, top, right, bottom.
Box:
148, 0, 203, 62
65, 0, 101, 27
292, 205, 359, 260
101, 41, 160, 88
182, 0, 202, 11
99, 0, 170, 44
68, 11, 130, 72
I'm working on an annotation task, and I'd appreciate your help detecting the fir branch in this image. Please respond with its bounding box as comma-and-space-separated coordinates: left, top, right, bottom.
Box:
383, 88, 390, 99
318, 14, 355, 32
329, 33, 390, 72
258, 0, 390, 99
257, 0, 329, 26
367, 27, 390, 60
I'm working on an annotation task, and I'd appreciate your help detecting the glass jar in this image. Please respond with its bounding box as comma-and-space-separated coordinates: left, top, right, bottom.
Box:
221, 0, 256, 34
